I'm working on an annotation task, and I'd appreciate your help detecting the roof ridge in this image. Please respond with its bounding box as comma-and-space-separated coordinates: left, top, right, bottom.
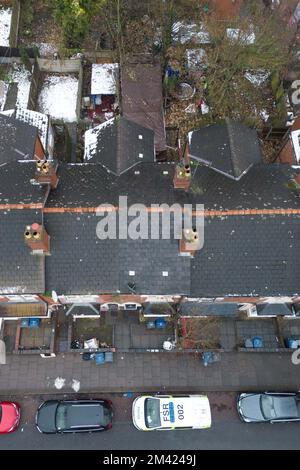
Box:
225, 118, 239, 177
39, 207, 300, 216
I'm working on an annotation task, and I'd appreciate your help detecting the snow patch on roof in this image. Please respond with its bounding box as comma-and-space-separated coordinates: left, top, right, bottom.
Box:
291, 129, 300, 163
91, 63, 118, 95
11, 108, 48, 150
0, 7, 12, 46
84, 118, 115, 160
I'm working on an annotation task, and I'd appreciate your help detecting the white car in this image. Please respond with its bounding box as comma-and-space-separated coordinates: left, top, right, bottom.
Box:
132, 394, 211, 431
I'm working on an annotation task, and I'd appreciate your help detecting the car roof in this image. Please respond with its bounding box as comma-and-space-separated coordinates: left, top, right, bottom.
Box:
159, 396, 211, 428
64, 402, 104, 429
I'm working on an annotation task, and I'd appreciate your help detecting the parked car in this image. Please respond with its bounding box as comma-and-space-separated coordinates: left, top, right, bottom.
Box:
237, 392, 300, 423
36, 399, 113, 434
132, 394, 211, 431
0, 401, 21, 434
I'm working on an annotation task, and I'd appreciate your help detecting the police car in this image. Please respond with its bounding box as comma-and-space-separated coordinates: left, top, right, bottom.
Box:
132, 394, 211, 431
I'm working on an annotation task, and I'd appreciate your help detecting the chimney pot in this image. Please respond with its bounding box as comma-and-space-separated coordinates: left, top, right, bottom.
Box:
24, 224, 50, 255
34, 160, 59, 189
179, 228, 201, 257
24, 229, 32, 240
173, 162, 191, 190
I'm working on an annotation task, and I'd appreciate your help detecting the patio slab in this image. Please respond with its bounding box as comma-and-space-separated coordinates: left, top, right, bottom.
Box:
236, 319, 280, 349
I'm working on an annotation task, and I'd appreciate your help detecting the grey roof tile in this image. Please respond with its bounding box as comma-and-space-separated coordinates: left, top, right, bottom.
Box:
84, 116, 154, 175
44, 212, 120, 295
0, 114, 38, 163
189, 119, 262, 179
0, 161, 49, 205
191, 215, 300, 297
0, 209, 45, 294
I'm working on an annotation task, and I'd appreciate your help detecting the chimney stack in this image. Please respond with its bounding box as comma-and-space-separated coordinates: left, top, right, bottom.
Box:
288, 174, 300, 190
24, 223, 50, 255
179, 228, 201, 257
173, 163, 191, 190
35, 160, 59, 189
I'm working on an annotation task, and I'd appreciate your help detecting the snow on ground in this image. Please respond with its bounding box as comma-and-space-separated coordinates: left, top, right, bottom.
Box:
226, 28, 256, 44
244, 70, 270, 87
54, 377, 65, 389
32, 42, 57, 57
0, 80, 8, 111
38, 74, 79, 122
0, 64, 32, 111
71, 379, 80, 392
11, 64, 32, 108
0, 7, 12, 46
172, 22, 211, 44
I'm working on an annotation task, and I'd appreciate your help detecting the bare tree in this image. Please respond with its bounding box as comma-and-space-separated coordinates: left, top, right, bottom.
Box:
202, 4, 294, 124
178, 316, 221, 349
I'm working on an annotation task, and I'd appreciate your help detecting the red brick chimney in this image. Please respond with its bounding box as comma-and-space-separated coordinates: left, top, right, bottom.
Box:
24, 223, 50, 255
173, 163, 191, 190
179, 228, 201, 257
174, 139, 192, 190
288, 174, 300, 190
35, 160, 59, 189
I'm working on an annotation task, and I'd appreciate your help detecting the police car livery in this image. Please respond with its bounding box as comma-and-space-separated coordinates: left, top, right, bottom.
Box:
132, 394, 211, 431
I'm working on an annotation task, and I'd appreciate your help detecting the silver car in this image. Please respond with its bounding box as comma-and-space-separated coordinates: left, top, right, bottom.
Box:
237, 392, 300, 423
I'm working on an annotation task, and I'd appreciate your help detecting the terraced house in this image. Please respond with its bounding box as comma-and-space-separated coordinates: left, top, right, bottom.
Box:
0, 99, 300, 358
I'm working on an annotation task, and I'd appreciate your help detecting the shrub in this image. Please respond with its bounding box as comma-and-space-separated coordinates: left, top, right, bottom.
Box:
53, 0, 106, 48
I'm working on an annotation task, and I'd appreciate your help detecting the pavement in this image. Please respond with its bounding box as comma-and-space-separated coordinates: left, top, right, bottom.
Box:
0, 350, 300, 394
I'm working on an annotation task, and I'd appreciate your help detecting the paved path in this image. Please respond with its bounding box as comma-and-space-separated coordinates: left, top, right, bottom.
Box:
0, 351, 300, 394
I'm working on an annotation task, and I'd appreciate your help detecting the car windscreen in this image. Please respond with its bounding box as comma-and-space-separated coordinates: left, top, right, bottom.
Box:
145, 398, 161, 429
56, 404, 68, 431
101, 405, 112, 427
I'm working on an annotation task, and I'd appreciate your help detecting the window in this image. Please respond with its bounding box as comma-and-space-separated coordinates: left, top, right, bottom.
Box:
56, 404, 67, 431
145, 398, 161, 429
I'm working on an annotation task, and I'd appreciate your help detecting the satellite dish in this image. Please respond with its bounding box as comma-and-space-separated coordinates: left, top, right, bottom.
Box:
52, 290, 58, 303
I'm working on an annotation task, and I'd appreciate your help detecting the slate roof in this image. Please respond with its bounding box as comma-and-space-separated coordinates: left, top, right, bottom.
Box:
188, 119, 262, 180
0, 159, 299, 297
84, 117, 154, 176
46, 162, 300, 211
1, 108, 49, 153
256, 303, 295, 316
0, 161, 49, 206
44, 212, 191, 296
0, 209, 45, 294
179, 301, 240, 316
190, 214, 300, 297
44, 212, 120, 295
121, 60, 166, 153
0, 114, 38, 164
